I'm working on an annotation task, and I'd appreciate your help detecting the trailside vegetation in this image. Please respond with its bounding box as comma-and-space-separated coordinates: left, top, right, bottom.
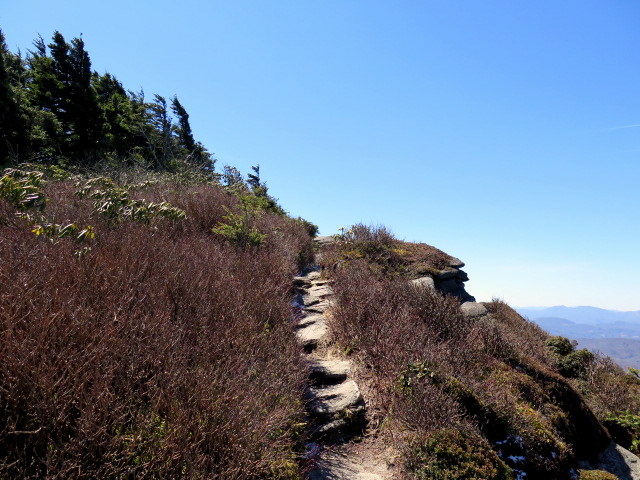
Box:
319, 225, 640, 480
0, 28, 319, 479
0, 165, 315, 478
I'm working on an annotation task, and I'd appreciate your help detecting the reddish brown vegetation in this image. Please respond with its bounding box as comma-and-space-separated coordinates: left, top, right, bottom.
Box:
0, 178, 312, 478
321, 230, 625, 479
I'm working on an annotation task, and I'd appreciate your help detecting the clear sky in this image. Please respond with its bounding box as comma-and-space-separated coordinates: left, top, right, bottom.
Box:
3, 1, 640, 310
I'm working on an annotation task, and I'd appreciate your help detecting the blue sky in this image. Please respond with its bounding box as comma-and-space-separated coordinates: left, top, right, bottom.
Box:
3, 1, 640, 309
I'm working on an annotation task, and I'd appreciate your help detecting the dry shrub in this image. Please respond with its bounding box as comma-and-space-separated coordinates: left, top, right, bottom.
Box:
324, 243, 614, 479
322, 224, 452, 278
0, 178, 313, 478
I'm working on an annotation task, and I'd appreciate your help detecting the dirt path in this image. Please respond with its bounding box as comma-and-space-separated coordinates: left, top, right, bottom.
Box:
293, 260, 396, 480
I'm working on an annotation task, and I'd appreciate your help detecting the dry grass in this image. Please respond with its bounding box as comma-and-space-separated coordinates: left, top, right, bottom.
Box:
0, 176, 313, 478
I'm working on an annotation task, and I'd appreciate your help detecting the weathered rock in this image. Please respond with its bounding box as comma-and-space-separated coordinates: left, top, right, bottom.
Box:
436, 278, 475, 302
447, 256, 465, 268
410, 276, 435, 289
305, 271, 322, 281
309, 360, 350, 385
307, 380, 364, 418
308, 285, 334, 298
315, 236, 335, 246
435, 267, 459, 280
302, 293, 322, 307
306, 299, 333, 313
580, 442, 640, 480
297, 313, 325, 329
307, 449, 389, 480
461, 302, 488, 318
297, 319, 328, 349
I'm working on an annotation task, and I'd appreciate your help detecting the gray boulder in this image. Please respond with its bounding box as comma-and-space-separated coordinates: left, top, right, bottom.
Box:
461, 302, 488, 318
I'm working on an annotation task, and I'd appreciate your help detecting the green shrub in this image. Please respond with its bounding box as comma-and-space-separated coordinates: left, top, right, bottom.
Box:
605, 411, 640, 453
0, 168, 47, 210
405, 429, 515, 480
213, 206, 266, 248
558, 349, 595, 378
75, 176, 186, 223
545, 336, 594, 378
545, 336, 575, 357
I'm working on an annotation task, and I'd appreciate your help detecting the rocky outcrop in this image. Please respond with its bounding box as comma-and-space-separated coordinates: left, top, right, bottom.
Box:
432, 259, 476, 303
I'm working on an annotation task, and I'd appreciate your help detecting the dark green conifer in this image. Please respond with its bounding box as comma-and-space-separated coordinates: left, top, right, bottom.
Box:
171, 96, 195, 152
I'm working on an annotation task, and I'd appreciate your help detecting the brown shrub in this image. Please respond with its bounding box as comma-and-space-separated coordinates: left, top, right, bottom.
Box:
0, 178, 313, 478
323, 245, 615, 479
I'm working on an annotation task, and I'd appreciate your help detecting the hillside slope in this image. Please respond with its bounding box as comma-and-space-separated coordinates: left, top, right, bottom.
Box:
2, 168, 640, 480
312, 226, 640, 480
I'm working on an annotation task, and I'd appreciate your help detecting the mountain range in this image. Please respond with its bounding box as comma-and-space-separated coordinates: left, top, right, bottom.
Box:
516, 306, 640, 368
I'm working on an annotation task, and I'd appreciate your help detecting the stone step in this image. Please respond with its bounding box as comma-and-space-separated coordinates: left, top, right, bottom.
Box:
296, 317, 328, 350
307, 380, 364, 419
305, 299, 333, 314
307, 451, 386, 480
297, 313, 325, 329
309, 359, 350, 385
307, 380, 366, 439
307, 284, 334, 297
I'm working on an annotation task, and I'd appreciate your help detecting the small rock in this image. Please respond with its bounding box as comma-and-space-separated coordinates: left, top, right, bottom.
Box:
410, 276, 435, 289
461, 302, 487, 318
306, 299, 333, 313
310, 360, 350, 384
580, 442, 640, 480
296, 319, 328, 348
315, 236, 335, 246
307, 380, 364, 418
311, 418, 349, 438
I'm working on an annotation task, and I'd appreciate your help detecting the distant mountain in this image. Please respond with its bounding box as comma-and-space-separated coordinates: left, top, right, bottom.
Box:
517, 306, 640, 326
576, 338, 640, 369
516, 306, 640, 369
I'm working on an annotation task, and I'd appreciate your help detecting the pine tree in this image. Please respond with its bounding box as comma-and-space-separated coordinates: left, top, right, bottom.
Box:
94, 72, 138, 157
247, 164, 261, 189
67, 36, 102, 160
171, 96, 195, 152
146, 94, 174, 169
0, 29, 29, 164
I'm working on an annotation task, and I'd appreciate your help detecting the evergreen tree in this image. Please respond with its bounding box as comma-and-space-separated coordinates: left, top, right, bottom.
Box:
67, 36, 101, 160
171, 96, 195, 152
146, 94, 174, 169
94, 72, 137, 157
1, 29, 214, 171
247, 164, 261, 189
0, 30, 29, 164
0, 30, 16, 163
